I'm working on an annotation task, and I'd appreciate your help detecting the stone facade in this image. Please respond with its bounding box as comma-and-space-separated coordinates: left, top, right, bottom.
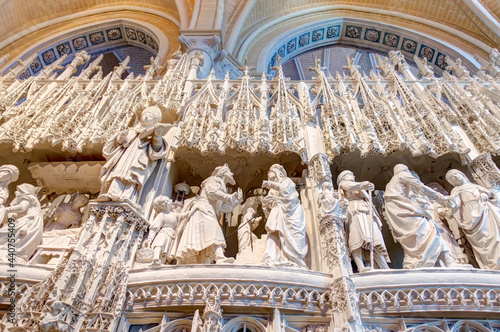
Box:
0, 2, 500, 331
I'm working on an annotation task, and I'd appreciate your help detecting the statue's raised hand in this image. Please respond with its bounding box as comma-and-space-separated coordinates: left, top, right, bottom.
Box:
154, 124, 164, 136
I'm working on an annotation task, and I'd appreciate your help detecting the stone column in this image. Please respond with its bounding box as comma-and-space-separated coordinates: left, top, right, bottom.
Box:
308, 153, 363, 331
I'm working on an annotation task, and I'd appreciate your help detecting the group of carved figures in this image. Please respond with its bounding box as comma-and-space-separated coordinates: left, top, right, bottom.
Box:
0, 164, 89, 263
0, 105, 499, 272
137, 163, 308, 269
317, 164, 500, 272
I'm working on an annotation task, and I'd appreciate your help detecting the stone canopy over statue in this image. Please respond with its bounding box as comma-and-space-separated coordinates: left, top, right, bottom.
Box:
174, 164, 243, 264
98, 105, 168, 207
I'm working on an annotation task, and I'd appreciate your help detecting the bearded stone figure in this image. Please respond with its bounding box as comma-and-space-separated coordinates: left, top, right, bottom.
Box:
446, 169, 500, 270
174, 164, 243, 264
337, 170, 390, 272
384, 164, 459, 269
0, 184, 43, 263
261, 164, 308, 269
98, 106, 168, 206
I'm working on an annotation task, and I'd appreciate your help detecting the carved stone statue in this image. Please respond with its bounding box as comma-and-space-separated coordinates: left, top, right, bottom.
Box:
261, 164, 308, 269
446, 169, 500, 270
384, 164, 459, 269
337, 170, 390, 272
237, 207, 262, 253
44, 194, 89, 231
0, 184, 43, 263
174, 164, 243, 264
97, 106, 168, 206
408, 172, 468, 265
317, 182, 345, 221
0, 165, 19, 207
143, 196, 179, 266
426, 181, 469, 265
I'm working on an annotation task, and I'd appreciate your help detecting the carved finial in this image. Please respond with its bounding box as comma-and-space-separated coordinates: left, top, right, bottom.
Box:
237, 57, 255, 76
309, 57, 326, 74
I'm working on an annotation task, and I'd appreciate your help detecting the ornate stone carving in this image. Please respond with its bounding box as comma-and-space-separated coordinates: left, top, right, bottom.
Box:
414, 55, 435, 79
446, 169, 500, 270
0, 165, 19, 207
0, 184, 43, 263
384, 164, 462, 269
261, 164, 308, 269
309, 153, 332, 185
468, 153, 500, 193
174, 164, 242, 264
97, 106, 168, 207
126, 280, 332, 312
6, 203, 148, 331
445, 57, 472, 80
337, 170, 390, 272
141, 196, 179, 266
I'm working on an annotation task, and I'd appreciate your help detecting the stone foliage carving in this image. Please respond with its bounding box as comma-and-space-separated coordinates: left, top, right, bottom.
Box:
446, 169, 500, 270
98, 106, 168, 207
337, 170, 390, 272
174, 164, 243, 264
384, 164, 461, 268
261, 164, 308, 269
0, 184, 43, 263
